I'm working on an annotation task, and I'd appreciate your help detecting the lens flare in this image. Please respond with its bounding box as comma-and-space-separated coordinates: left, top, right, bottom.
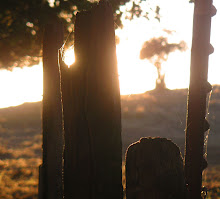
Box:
64, 48, 75, 67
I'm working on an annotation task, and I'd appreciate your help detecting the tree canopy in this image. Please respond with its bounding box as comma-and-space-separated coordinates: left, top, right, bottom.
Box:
140, 37, 187, 89
0, 0, 162, 69
140, 37, 186, 61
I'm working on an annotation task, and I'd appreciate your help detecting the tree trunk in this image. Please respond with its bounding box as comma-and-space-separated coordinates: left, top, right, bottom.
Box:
155, 62, 166, 90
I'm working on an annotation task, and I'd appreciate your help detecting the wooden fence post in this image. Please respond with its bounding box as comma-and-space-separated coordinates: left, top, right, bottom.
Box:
125, 137, 185, 199
60, 1, 122, 199
184, 1, 216, 198
38, 15, 64, 199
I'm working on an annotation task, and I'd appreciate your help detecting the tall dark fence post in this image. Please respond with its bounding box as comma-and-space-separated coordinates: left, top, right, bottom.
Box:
125, 138, 184, 199
184, 0, 216, 198
60, 1, 122, 199
39, 16, 64, 199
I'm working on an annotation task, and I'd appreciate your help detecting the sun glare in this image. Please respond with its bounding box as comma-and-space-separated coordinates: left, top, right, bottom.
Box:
116, 29, 158, 95
0, 65, 43, 108
64, 48, 75, 67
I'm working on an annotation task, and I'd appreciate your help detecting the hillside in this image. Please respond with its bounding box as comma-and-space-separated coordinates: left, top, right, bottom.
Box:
1, 86, 220, 198
1, 86, 220, 162
121, 86, 220, 164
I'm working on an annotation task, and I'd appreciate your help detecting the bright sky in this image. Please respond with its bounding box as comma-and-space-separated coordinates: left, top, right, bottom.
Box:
0, 0, 219, 108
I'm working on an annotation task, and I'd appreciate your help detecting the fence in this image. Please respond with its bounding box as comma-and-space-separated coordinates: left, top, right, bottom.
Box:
38, 0, 216, 199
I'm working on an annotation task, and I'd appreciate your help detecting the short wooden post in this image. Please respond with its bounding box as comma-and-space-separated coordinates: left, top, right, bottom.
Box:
60, 1, 122, 199
126, 137, 184, 199
38, 16, 64, 199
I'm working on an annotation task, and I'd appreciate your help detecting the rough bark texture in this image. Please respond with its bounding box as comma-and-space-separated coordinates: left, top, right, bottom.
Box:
60, 1, 122, 199
126, 137, 184, 199
184, 0, 215, 198
39, 16, 64, 199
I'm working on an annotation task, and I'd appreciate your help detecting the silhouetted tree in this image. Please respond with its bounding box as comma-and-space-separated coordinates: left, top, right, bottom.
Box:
0, 0, 162, 69
140, 37, 186, 90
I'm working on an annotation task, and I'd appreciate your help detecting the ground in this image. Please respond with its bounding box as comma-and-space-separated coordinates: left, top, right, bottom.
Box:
0, 86, 220, 198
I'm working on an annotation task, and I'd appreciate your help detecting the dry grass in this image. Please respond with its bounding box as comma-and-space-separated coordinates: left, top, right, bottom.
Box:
203, 166, 220, 198
0, 146, 41, 198
0, 102, 42, 198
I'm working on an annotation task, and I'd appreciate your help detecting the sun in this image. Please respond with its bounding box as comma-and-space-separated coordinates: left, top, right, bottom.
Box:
63, 48, 75, 67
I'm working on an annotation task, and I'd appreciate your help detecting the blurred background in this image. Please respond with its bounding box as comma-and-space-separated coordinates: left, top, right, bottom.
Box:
1, 0, 220, 198
0, 0, 219, 108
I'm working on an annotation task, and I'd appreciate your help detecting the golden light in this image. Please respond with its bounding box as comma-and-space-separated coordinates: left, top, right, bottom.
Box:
116, 29, 157, 95
1, 0, 220, 109
0, 65, 43, 108
64, 48, 75, 67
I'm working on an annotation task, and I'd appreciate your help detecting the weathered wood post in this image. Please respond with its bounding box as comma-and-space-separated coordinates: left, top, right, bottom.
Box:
38, 15, 64, 199
184, 0, 216, 198
60, 1, 122, 199
125, 137, 184, 199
